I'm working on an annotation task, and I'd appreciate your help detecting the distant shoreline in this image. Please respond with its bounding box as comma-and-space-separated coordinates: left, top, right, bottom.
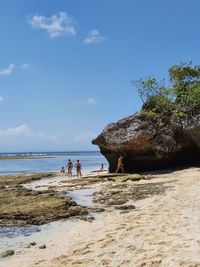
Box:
0, 154, 64, 160
0, 151, 100, 160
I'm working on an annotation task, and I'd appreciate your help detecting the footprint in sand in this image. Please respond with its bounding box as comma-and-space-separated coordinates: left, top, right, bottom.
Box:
105, 233, 113, 238
135, 248, 147, 254
101, 260, 111, 266
81, 249, 92, 255
51, 255, 72, 266
72, 247, 92, 255
180, 261, 200, 267
97, 238, 105, 242
139, 259, 162, 267
157, 241, 169, 246
35, 260, 46, 265
119, 260, 131, 266
98, 251, 116, 258
100, 238, 115, 248
115, 226, 124, 230
125, 226, 134, 231
126, 245, 136, 251
72, 259, 95, 265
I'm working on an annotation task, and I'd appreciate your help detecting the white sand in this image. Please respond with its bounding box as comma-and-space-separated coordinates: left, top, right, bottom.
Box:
2, 167, 200, 267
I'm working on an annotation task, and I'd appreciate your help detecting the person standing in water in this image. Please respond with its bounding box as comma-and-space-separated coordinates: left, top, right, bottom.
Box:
67, 159, 73, 177
75, 160, 82, 177
115, 156, 125, 173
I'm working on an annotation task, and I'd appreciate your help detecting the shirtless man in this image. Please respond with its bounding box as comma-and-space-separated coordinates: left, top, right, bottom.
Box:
75, 160, 82, 177
67, 159, 73, 177
115, 156, 125, 173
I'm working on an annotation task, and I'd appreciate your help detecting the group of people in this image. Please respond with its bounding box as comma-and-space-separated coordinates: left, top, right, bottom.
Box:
60, 159, 82, 177
60, 155, 125, 178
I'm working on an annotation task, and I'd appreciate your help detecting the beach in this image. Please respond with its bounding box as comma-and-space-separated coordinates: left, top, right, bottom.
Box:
1, 1, 200, 266
1, 167, 200, 267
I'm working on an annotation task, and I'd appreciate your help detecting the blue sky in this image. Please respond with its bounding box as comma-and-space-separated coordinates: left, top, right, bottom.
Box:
0, 0, 200, 152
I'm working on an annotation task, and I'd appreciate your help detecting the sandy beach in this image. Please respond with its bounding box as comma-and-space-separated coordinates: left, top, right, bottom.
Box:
1, 167, 200, 266
1, 1, 200, 266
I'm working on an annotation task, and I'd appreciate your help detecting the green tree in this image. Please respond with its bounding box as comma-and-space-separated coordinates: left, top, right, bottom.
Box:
132, 62, 200, 121
131, 77, 173, 118
169, 62, 200, 117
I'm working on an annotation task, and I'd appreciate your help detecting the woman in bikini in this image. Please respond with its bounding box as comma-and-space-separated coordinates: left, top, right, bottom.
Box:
67, 159, 73, 177
115, 156, 125, 173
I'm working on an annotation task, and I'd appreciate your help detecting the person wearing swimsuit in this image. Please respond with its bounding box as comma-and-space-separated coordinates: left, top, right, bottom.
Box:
75, 160, 82, 177
100, 164, 104, 171
115, 156, 125, 173
67, 159, 73, 177
60, 166, 65, 175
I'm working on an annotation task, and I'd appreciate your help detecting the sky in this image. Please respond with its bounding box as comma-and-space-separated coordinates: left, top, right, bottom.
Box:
0, 0, 200, 152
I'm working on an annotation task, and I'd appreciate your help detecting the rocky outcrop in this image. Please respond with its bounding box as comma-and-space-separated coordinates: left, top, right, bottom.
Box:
92, 113, 200, 172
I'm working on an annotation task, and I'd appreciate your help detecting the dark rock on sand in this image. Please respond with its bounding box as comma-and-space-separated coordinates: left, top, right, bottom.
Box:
1, 249, 15, 258
92, 113, 200, 172
115, 205, 136, 210
26, 242, 37, 248
39, 244, 46, 249
89, 207, 105, 213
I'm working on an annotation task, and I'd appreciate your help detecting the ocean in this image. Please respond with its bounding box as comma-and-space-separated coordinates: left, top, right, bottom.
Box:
0, 151, 108, 175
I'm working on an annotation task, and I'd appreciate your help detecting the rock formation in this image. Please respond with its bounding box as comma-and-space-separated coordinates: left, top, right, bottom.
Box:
92, 113, 200, 172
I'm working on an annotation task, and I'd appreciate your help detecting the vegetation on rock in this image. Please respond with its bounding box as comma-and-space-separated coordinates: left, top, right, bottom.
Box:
132, 62, 200, 122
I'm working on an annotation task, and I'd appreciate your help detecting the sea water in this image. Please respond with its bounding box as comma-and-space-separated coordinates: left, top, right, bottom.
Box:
0, 151, 108, 174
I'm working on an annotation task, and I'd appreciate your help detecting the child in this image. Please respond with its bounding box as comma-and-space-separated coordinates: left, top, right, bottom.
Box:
60, 166, 65, 175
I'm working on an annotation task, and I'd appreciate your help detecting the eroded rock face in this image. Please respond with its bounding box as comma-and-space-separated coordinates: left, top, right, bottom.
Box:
92, 113, 200, 172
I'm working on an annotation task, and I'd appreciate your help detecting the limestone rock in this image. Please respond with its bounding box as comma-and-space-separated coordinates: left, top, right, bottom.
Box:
92, 113, 200, 172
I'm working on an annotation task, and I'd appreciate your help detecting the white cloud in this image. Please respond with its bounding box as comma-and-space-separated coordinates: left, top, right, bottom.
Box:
0, 124, 32, 138
20, 63, 30, 70
86, 98, 97, 104
29, 12, 76, 38
0, 125, 97, 151
0, 64, 15, 76
76, 98, 97, 105
0, 96, 3, 102
84, 30, 105, 44
0, 124, 61, 145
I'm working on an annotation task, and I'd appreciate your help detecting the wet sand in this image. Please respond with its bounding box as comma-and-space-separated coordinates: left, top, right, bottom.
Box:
2, 167, 200, 267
